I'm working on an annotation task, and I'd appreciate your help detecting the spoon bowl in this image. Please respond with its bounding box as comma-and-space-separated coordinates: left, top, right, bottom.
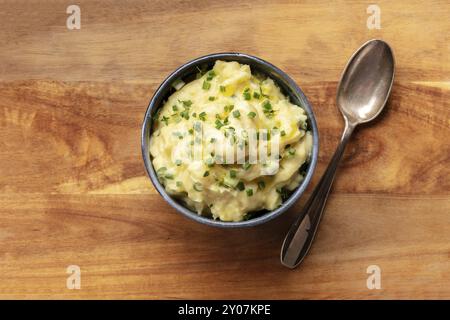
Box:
337, 39, 395, 124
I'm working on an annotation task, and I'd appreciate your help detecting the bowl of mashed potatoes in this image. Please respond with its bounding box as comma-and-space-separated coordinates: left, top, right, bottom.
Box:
142, 53, 319, 227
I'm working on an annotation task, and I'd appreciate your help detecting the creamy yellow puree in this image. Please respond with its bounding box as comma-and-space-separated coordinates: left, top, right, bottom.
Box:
150, 61, 312, 221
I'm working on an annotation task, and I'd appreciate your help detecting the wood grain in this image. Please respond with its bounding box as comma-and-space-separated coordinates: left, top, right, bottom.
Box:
0, 0, 449, 299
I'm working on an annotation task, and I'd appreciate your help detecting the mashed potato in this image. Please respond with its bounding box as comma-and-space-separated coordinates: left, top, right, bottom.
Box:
150, 61, 312, 222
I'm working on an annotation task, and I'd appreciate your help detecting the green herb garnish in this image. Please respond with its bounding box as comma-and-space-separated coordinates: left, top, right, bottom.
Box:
262, 100, 275, 118
206, 70, 216, 81
247, 111, 256, 119
243, 88, 251, 100
215, 119, 224, 129
180, 100, 192, 107
202, 80, 211, 90
258, 181, 265, 190
288, 147, 296, 156
161, 115, 169, 125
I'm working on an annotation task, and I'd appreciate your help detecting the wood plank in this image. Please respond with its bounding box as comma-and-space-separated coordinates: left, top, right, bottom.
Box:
0, 194, 448, 299
0, 80, 448, 194
0, 0, 449, 82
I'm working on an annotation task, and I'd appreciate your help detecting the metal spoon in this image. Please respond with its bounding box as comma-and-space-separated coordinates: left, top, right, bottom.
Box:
281, 39, 395, 269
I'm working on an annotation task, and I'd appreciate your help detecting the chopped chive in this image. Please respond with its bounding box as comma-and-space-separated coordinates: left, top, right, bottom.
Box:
232, 110, 241, 119
220, 85, 226, 92
288, 147, 296, 155
262, 100, 272, 110
243, 90, 251, 100
175, 159, 182, 166
246, 188, 254, 197
164, 173, 174, 180
236, 181, 245, 191
224, 104, 234, 113
229, 170, 237, 178
160, 115, 169, 125
180, 110, 189, 120
203, 171, 210, 177
210, 138, 216, 143
180, 100, 192, 107
208, 96, 216, 101
188, 128, 194, 135
206, 70, 216, 81
215, 119, 224, 129
281, 130, 286, 136
258, 181, 265, 190
253, 92, 260, 99
243, 162, 252, 170
247, 111, 257, 119
199, 112, 207, 121
172, 105, 178, 112
176, 181, 183, 187
262, 100, 275, 118
202, 80, 211, 90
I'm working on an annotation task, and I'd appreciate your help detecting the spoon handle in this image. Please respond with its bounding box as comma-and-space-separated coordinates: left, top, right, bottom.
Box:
281, 120, 355, 268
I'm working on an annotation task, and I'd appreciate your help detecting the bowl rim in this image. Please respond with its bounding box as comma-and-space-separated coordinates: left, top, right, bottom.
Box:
141, 52, 319, 228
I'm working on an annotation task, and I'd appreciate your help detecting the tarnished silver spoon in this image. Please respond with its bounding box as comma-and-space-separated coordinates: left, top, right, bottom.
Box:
281, 39, 395, 268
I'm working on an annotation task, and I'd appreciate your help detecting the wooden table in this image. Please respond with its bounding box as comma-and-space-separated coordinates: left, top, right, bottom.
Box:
0, 0, 449, 299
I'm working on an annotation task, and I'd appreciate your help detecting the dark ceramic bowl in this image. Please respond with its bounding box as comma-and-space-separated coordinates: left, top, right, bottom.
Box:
141, 53, 319, 228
